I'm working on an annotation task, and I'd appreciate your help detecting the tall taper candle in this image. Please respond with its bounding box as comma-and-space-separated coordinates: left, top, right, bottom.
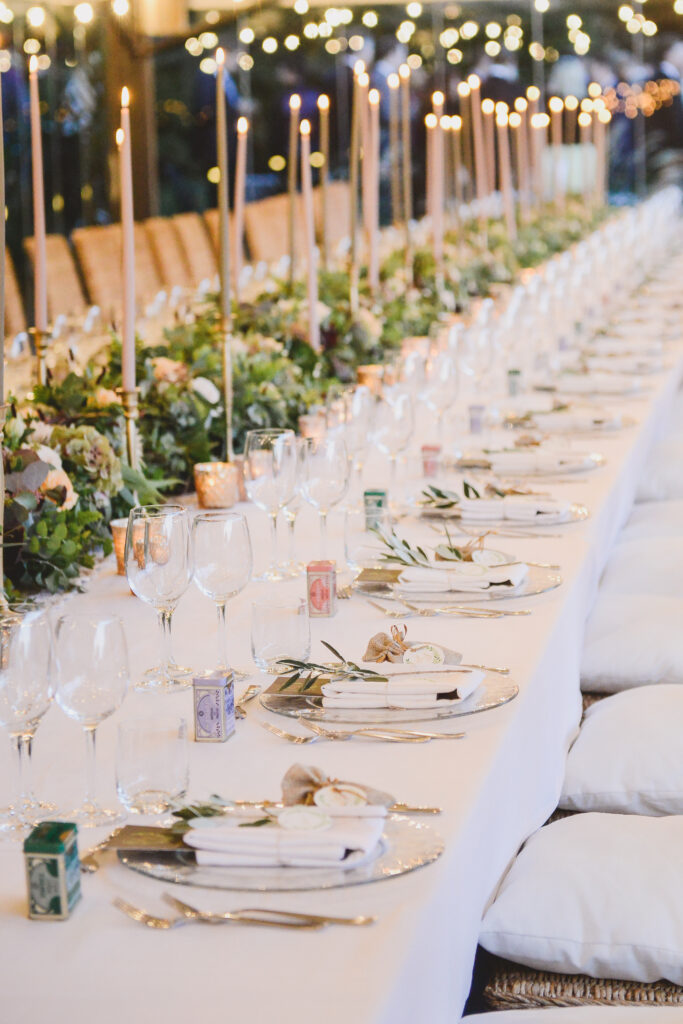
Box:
299, 120, 319, 351
457, 81, 473, 202
513, 97, 530, 218
28, 56, 47, 335
118, 90, 136, 392
349, 65, 361, 309
0, 66, 5, 402
548, 96, 564, 208
578, 110, 592, 205
215, 49, 232, 327
431, 92, 445, 249
317, 94, 330, 270
358, 72, 370, 240
496, 110, 516, 241
399, 63, 413, 228
233, 116, 248, 301
367, 89, 380, 294
481, 98, 496, 195
564, 95, 578, 145
287, 93, 301, 284
388, 72, 401, 225
532, 111, 550, 204
526, 85, 541, 203
595, 108, 611, 206
467, 75, 487, 209
451, 114, 464, 215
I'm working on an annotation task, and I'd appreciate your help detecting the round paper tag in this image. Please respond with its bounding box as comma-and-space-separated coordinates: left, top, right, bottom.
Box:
314, 784, 368, 808
403, 643, 445, 665
278, 805, 332, 831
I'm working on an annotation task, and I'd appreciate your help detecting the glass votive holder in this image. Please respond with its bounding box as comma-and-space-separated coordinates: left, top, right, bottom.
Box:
194, 462, 240, 509
468, 404, 486, 435
251, 598, 310, 674
116, 717, 189, 816
356, 364, 384, 397
298, 411, 327, 439
110, 518, 129, 575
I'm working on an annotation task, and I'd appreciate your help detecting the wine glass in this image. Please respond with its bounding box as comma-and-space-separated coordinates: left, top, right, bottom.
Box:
192, 510, 253, 674
125, 504, 193, 692
55, 614, 129, 827
342, 386, 374, 508
243, 429, 297, 581
0, 610, 54, 839
280, 438, 308, 578
300, 435, 349, 556
372, 389, 415, 494
423, 351, 458, 435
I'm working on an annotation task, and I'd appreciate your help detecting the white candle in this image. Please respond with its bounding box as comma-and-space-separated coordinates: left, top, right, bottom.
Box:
0, 68, 5, 402
299, 120, 319, 351
215, 49, 232, 326
513, 97, 530, 217
467, 75, 487, 208
457, 81, 473, 202
451, 114, 464, 212
431, 92, 444, 256
118, 87, 136, 392
595, 108, 611, 206
287, 93, 301, 278
317, 94, 330, 269
28, 56, 47, 334
526, 85, 541, 203
481, 98, 496, 195
532, 112, 550, 204
548, 96, 564, 207
496, 110, 516, 241
388, 73, 401, 225
357, 72, 370, 240
233, 116, 248, 300
399, 63, 412, 227
564, 95, 578, 145
578, 110, 592, 204
368, 88, 380, 294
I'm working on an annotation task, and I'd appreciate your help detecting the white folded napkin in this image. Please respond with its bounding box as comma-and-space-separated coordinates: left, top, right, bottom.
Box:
487, 450, 594, 475
555, 374, 642, 396
321, 667, 484, 708
396, 563, 528, 592
185, 815, 385, 869
590, 337, 663, 357
585, 355, 662, 375
533, 411, 622, 433
457, 494, 570, 523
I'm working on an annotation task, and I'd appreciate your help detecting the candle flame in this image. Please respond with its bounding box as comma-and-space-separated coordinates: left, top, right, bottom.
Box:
514, 97, 528, 113
592, 97, 606, 112
509, 112, 522, 128
452, 114, 462, 130
495, 101, 509, 116
578, 112, 592, 128
532, 112, 550, 129
526, 85, 540, 102
289, 93, 301, 111
121, 86, 130, 108
467, 74, 480, 90
398, 63, 410, 80
424, 113, 437, 129
564, 94, 579, 111
216, 47, 225, 66
481, 98, 495, 115
580, 98, 594, 112
237, 116, 249, 134
357, 72, 369, 88
29, 54, 39, 75
588, 81, 602, 98
496, 112, 508, 128
439, 114, 450, 130
598, 109, 611, 124
388, 72, 399, 90
300, 118, 311, 136
548, 96, 564, 114
432, 90, 445, 107
317, 93, 330, 111
354, 59, 365, 76
368, 88, 380, 105
116, 127, 125, 147
457, 81, 470, 98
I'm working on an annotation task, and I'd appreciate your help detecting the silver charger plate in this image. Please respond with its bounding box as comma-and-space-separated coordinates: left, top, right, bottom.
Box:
421, 502, 589, 525
355, 564, 562, 604
260, 673, 518, 724
117, 816, 444, 893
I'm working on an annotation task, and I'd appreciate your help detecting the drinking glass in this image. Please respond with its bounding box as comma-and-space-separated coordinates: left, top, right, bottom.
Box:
300, 436, 349, 556
372, 390, 415, 493
116, 718, 189, 816
342, 386, 374, 508
344, 507, 394, 572
280, 438, 308, 578
192, 510, 252, 674
251, 599, 310, 673
243, 429, 297, 581
125, 504, 193, 691
55, 614, 130, 827
424, 351, 458, 435
0, 610, 54, 838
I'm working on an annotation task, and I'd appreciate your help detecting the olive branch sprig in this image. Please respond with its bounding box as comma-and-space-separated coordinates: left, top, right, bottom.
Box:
276, 641, 388, 692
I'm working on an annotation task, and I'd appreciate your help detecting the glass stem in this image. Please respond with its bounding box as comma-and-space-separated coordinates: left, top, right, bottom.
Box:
216, 601, 229, 671
286, 512, 297, 565
83, 726, 98, 812
269, 512, 279, 574
353, 459, 364, 502
319, 510, 328, 556
158, 608, 174, 676
389, 454, 398, 493
21, 733, 37, 807
9, 733, 27, 816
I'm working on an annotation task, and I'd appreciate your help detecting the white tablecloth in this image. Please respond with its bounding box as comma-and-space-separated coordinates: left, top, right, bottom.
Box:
1, 335, 682, 1024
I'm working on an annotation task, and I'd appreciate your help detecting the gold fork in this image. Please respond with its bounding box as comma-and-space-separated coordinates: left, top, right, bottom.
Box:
113, 897, 323, 930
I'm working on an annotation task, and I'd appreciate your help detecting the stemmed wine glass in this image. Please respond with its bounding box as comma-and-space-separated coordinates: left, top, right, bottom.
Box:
280, 438, 308, 578
372, 389, 415, 495
243, 429, 297, 581
300, 435, 349, 556
125, 504, 193, 691
55, 614, 129, 827
192, 510, 253, 674
341, 386, 374, 508
0, 610, 54, 839
423, 351, 458, 435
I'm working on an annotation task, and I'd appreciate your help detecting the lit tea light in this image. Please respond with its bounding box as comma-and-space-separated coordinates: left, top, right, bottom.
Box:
194, 462, 241, 508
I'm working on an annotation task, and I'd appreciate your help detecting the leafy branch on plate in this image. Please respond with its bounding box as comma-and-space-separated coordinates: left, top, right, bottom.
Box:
372, 527, 432, 567
276, 641, 388, 691
433, 525, 491, 562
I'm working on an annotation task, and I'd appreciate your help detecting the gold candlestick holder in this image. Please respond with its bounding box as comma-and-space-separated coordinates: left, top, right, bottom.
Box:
116, 387, 141, 471
28, 326, 52, 388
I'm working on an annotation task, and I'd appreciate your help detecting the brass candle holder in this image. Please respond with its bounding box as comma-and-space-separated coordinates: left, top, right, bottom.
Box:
194, 462, 240, 509
356, 364, 384, 397
109, 517, 129, 575
116, 387, 141, 471
28, 326, 52, 387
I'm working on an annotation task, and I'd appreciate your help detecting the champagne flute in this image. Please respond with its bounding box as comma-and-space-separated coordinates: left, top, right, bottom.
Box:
0, 610, 53, 839
372, 389, 415, 495
125, 504, 193, 692
243, 429, 297, 581
192, 510, 253, 674
300, 435, 349, 556
55, 614, 129, 827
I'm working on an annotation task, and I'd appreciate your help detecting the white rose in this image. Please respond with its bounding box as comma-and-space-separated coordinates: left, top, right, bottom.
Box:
190, 376, 220, 405
35, 444, 62, 470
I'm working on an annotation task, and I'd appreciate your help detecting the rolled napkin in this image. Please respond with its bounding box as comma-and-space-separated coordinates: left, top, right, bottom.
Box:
533, 411, 623, 433
458, 495, 570, 523
590, 337, 663, 357
396, 562, 528, 593
184, 814, 385, 869
584, 355, 662, 375
554, 373, 642, 396
487, 450, 595, 475
321, 667, 484, 708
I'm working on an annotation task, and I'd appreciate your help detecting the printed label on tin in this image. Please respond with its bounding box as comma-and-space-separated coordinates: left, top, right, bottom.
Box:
195, 688, 224, 740
28, 857, 62, 917
309, 575, 330, 613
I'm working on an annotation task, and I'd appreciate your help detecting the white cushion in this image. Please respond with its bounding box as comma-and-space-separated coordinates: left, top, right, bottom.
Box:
561, 686, 683, 814
619, 501, 683, 544
636, 438, 683, 503
581, 594, 683, 692
597, 537, 683, 598
473, 1011, 681, 1023
480, 814, 683, 984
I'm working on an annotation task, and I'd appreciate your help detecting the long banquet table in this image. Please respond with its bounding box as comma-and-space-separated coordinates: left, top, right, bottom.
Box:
2, 294, 683, 1023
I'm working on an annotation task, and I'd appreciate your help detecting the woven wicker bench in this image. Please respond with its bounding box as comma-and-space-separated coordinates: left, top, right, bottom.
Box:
483, 961, 683, 1009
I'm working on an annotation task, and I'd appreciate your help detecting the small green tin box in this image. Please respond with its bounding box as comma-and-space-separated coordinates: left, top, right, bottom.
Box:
24, 821, 81, 920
